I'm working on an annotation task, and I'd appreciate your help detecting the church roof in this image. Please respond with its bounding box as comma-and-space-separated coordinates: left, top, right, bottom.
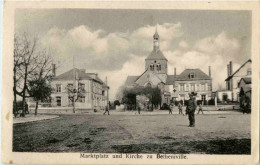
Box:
166, 75, 178, 85
145, 49, 168, 61
176, 69, 211, 81
125, 76, 139, 86
153, 31, 159, 38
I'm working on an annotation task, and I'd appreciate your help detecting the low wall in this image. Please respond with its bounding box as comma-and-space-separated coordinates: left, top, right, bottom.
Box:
29, 107, 97, 114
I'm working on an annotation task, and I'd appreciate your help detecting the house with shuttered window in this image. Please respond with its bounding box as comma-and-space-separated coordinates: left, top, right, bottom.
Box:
172, 68, 213, 103
51, 68, 109, 110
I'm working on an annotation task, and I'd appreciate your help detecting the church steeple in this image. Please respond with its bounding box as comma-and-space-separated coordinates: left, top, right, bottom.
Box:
145, 25, 168, 74
153, 25, 160, 50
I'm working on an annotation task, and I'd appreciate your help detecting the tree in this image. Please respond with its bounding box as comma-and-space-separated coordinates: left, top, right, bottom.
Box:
122, 86, 161, 110
66, 72, 85, 113
29, 78, 52, 115
13, 32, 53, 116
114, 100, 120, 106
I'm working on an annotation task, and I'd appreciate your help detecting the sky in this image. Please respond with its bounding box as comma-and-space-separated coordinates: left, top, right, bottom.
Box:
15, 9, 251, 100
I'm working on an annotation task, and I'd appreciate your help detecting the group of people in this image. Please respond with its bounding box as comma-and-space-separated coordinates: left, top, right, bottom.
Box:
168, 92, 203, 127
103, 92, 202, 127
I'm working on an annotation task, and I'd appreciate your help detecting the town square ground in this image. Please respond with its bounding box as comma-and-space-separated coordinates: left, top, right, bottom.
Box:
13, 110, 250, 154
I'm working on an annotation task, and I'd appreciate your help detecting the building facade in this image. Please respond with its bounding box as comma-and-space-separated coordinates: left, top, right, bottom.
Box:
51, 68, 109, 110
172, 68, 212, 103
125, 28, 213, 105
216, 60, 252, 102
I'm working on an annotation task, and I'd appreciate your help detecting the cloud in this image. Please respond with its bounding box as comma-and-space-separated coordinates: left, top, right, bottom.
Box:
41, 23, 183, 74
164, 32, 242, 91
194, 32, 240, 59
179, 40, 189, 49
41, 24, 242, 100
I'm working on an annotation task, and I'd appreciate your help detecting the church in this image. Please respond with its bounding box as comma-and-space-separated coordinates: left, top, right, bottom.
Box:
125, 28, 213, 105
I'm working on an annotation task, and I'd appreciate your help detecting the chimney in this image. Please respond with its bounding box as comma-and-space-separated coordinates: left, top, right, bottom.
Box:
52, 64, 56, 77
208, 66, 211, 78
174, 68, 176, 76
227, 64, 230, 76
229, 61, 233, 75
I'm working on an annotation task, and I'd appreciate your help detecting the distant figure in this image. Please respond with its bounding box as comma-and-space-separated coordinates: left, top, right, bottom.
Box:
186, 92, 197, 127
25, 102, 29, 114
137, 106, 141, 114
197, 103, 203, 114
169, 104, 173, 114
103, 105, 110, 115
178, 102, 184, 115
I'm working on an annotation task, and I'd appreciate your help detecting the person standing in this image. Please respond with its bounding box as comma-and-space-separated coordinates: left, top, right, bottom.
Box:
186, 92, 197, 127
103, 105, 110, 115
137, 106, 141, 115
197, 103, 203, 114
178, 102, 183, 115
169, 104, 173, 114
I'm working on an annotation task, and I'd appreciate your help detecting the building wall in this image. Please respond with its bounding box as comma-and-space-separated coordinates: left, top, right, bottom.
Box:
226, 61, 251, 101
51, 79, 108, 109
135, 72, 167, 87
145, 59, 168, 74
217, 91, 233, 102
238, 80, 251, 93
173, 79, 212, 101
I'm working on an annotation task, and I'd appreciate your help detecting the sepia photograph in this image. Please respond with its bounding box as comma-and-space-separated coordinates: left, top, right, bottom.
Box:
2, 1, 259, 165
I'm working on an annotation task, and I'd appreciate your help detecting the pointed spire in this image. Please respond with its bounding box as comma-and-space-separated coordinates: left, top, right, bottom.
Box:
153, 24, 159, 39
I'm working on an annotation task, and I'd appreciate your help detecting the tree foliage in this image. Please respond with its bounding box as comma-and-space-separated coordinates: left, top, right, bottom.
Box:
122, 86, 161, 110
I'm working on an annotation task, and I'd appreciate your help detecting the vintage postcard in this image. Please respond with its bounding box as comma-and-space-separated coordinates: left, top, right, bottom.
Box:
2, 1, 260, 165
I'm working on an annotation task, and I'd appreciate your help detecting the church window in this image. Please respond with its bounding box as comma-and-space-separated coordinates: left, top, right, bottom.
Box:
157, 64, 161, 71
150, 64, 154, 71
154, 61, 157, 63
146, 82, 152, 87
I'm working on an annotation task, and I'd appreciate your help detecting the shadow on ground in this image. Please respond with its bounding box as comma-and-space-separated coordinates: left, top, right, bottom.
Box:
111, 139, 251, 154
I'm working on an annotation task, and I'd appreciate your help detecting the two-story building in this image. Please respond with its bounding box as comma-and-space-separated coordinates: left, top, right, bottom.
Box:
51, 68, 109, 110
170, 68, 212, 104
217, 59, 251, 102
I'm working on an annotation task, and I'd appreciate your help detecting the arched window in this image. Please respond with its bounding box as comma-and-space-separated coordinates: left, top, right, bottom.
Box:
150, 64, 154, 71
157, 63, 161, 71
146, 82, 152, 87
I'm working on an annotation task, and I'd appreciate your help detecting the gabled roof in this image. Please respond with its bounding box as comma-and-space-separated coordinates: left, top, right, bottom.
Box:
53, 68, 91, 81
225, 59, 252, 81
166, 75, 178, 85
125, 76, 139, 86
176, 69, 211, 81
240, 77, 251, 84
145, 49, 168, 61
53, 68, 107, 86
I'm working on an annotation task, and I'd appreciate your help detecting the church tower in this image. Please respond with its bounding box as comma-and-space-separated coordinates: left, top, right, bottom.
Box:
145, 26, 168, 75
153, 26, 160, 51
